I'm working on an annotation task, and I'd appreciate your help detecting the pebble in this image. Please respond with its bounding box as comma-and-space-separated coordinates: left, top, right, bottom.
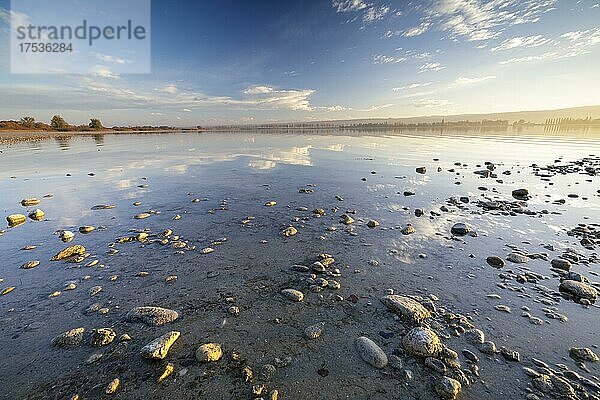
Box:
281, 226, 298, 237
78, 226, 95, 234
105, 378, 120, 395
367, 220, 380, 228
507, 252, 529, 264
435, 376, 462, 400
569, 347, 599, 362
28, 209, 44, 221
450, 223, 471, 236
355, 336, 388, 369
157, 363, 175, 383
304, 322, 324, 339
402, 327, 442, 357
559, 280, 598, 300
51, 327, 85, 348
21, 260, 40, 270
51, 245, 86, 261
7, 214, 26, 227
380, 295, 431, 323
486, 256, 505, 268
90, 328, 116, 347
195, 343, 223, 362
126, 306, 180, 326
281, 288, 304, 302
21, 198, 40, 206
551, 259, 571, 271
141, 331, 180, 360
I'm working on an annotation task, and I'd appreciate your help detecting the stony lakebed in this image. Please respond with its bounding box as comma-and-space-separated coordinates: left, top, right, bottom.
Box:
0, 130, 598, 400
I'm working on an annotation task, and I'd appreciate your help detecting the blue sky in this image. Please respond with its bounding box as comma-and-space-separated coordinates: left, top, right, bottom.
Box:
0, 0, 599, 126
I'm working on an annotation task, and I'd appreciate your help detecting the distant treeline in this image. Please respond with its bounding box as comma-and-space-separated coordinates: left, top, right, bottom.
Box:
0, 116, 186, 132
544, 117, 600, 126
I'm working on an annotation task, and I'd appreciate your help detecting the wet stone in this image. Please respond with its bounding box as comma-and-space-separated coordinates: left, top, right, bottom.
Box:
435, 376, 462, 400
380, 295, 431, 324
402, 327, 442, 357
506, 252, 529, 264
486, 256, 505, 268
281, 289, 304, 302
90, 328, 116, 347
355, 336, 388, 369
551, 258, 572, 271
51, 328, 85, 348
559, 280, 598, 301
51, 245, 86, 261
126, 306, 180, 326
195, 343, 222, 362
569, 347, 599, 362
304, 322, 324, 339
450, 223, 471, 236
140, 331, 180, 360
7, 214, 26, 227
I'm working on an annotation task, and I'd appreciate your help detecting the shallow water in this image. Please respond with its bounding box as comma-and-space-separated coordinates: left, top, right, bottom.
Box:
0, 129, 599, 400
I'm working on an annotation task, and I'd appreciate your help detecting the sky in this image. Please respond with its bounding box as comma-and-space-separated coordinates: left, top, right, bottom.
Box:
0, 0, 599, 126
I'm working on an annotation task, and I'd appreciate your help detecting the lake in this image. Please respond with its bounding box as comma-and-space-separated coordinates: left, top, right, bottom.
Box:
0, 129, 599, 400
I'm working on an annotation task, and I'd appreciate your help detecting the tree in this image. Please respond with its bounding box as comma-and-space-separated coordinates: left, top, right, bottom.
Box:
20, 116, 35, 127
51, 115, 68, 130
89, 118, 103, 129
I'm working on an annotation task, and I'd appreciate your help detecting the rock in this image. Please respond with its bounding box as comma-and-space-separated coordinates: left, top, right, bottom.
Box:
141, 331, 180, 360
486, 256, 505, 268
512, 189, 529, 199
89, 286, 102, 297
506, 252, 529, 264
500, 347, 520, 361
416, 167, 427, 174
1, 287, 15, 296
21, 198, 41, 206
51, 245, 86, 261
355, 336, 388, 368
402, 327, 442, 357
195, 343, 222, 362
51, 328, 85, 348
425, 357, 447, 373
281, 289, 304, 302
401, 225, 416, 235
264, 201, 277, 207
157, 362, 175, 383
304, 323, 324, 339
450, 223, 471, 236
105, 378, 120, 394
28, 209, 44, 221
134, 213, 151, 219
462, 349, 479, 363
569, 347, 599, 362
478, 341, 497, 354
126, 306, 180, 326
59, 230, 75, 242
21, 260, 40, 269
281, 226, 298, 237
435, 376, 462, 400
79, 226, 95, 234
559, 280, 598, 301
380, 295, 431, 324
551, 259, 571, 271
367, 220, 380, 228
91, 328, 116, 347
494, 305, 511, 313
341, 214, 355, 225
7, 214, 26, 227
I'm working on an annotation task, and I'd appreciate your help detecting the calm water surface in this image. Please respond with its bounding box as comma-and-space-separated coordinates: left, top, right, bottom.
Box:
0, 129, 599, 400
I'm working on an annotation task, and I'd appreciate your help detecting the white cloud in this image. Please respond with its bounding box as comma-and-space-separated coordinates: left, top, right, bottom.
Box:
418, 62, 445, 73
162, 85, 178, 94
402, 22, 431, 37
332, 0, 370, 13
92, 53, 132, 64
413, 98, 451, 108
363, 5, 390, 23
89, 65, 120, 79
454, 75, 496, 84
392, 82, 433, 91
491, 35, 551, 51
373, 54, 406, 64
243, 85, 274, 95
421, 0, 557, 42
